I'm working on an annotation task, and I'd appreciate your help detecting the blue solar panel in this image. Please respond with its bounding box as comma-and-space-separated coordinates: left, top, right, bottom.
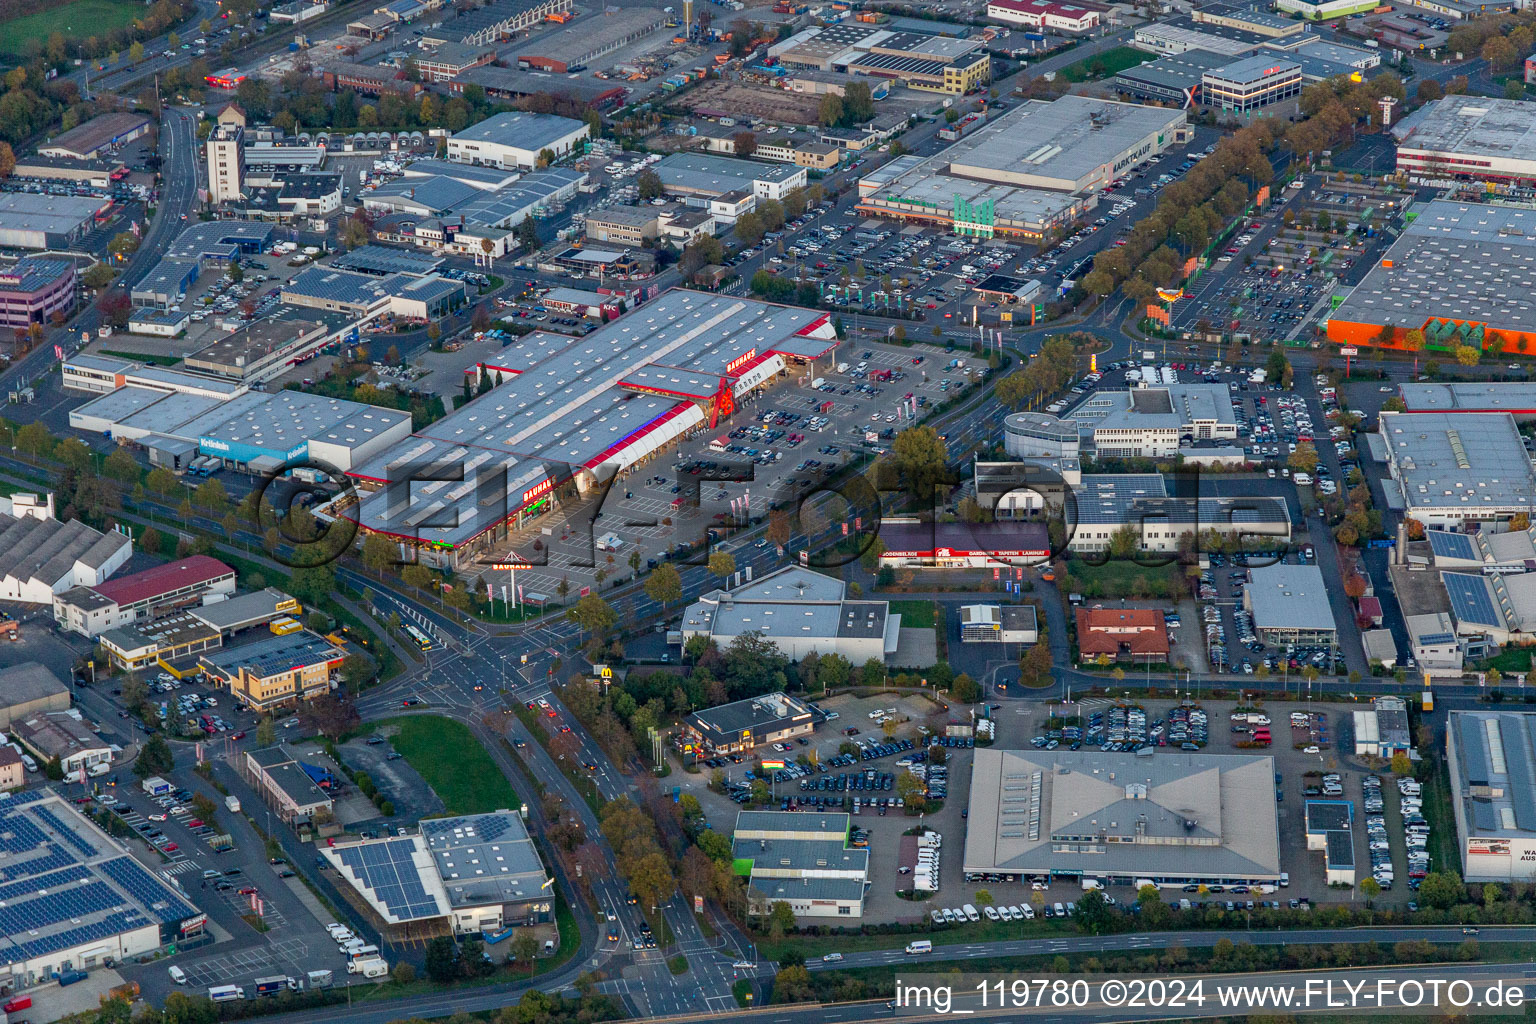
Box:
337, 840, 438, 920
1446, 572, 1500, 627
0, 881, 125, 938
0, 844, 76, 883
97, 857, 198, 924
33, 806, 100, 859
0, 810, 48, 853
0, 863, 92, 902
1429, 530, 1479, 561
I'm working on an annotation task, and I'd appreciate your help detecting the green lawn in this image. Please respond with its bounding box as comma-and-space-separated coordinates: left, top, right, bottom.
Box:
0, 0, 142, 54
1484, 647, 1533, 674
381, 716, 520, 815
887, 599, 936, 629
1059, 45, 1155, 83
1419, 757, 1460, 876
1065, 556, 1183, 599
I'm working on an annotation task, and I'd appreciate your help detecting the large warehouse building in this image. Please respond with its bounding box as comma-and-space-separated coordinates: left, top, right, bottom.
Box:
513, 7, 666, 73
941, 95, 1185, 193
655, 153, 808, 203
0, 194, 109, 250
336, 290, 839, 566
0, 790, 205, 990
856, 95, 1184, 237
323, 811, 552, 935
1447, 710, 1536, 881
963, 748, 1282, 886
37, 112, 153, 161
445, 111, 589, 170
1378, 410, 1536, 530
1394, 95, 1536, 185
69, 386, 413, 474
1328, 200, 1536, 351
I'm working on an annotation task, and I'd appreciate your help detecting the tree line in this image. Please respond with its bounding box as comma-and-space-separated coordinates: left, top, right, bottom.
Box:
1077, 73, 1406, 307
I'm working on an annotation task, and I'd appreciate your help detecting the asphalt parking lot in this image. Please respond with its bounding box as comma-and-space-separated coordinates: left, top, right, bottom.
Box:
1172, 174, 1408, 342
485, 335, 989, 597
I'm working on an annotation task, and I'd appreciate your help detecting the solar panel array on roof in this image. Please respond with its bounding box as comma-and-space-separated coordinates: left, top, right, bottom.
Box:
1428, 530, 1479, 561
33, 805, 100, 859
0, 863, 92, 902
96, 856, 199, 924
1446, 572, 1501, 628
0, 844, 74, 882
336, 839, 440, 920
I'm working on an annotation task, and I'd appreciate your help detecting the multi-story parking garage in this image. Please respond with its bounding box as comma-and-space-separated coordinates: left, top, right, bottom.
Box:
334, 290, 840, 567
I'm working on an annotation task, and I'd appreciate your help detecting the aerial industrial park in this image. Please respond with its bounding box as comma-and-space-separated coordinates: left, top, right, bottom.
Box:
5, 0, 1536, 1017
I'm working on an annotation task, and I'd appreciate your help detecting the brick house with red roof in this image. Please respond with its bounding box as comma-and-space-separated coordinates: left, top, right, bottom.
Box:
1076, 607, 1169, 664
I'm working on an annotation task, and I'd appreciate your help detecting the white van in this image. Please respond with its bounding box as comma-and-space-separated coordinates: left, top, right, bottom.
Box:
168, 966, 188, 985
905, 940, 933, 955
962, 904, 980, 922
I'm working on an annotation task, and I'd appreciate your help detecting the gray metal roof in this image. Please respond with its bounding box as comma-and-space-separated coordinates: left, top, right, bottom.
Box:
1332, 200, 1536, 334
963, 748, 1281, 880
1245, 563, 1336, 633
0, 193, 105, 237
330, 244, 445, 277
1378, 410, 1536, 512
1399, 382, 1536, 415
1203, 53, 1298, 85
944, 95, 1186, 191
164, 219, 275, 260
190, 588, 295, 633
449, 111, 586, 152
688, 691, 819, 738
423, 811, 550, 909
1450, 710, 1536, 839
515, 7, 666, 64
1396, 95, 1536, 169
398, 159, 520, 189
657, 153, 805, 195
366, 175, 483, 214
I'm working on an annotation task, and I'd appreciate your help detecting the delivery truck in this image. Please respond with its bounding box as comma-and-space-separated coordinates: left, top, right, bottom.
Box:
254, 976, 299, 997
225, 795, 241, 813
348, 958, 389, 979
142, 776, 172, 796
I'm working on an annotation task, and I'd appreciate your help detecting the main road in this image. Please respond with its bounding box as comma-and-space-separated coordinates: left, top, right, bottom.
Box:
3, 106, 200, 388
